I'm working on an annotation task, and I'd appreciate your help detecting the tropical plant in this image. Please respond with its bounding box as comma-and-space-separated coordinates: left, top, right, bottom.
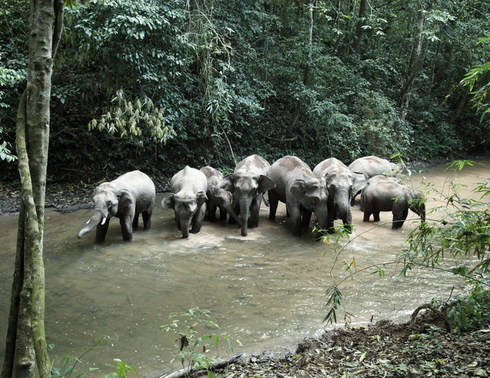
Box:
160, 307, 239, 377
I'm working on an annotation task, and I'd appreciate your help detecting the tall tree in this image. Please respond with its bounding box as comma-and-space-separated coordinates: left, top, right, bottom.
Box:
399, 6, 426, 122
1, 0, 63, 377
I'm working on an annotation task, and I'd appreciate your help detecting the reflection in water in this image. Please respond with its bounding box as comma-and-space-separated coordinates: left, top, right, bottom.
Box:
0, 160, 488, 376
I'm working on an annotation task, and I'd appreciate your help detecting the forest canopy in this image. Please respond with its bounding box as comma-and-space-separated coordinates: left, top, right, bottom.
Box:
1, 0, 489, 182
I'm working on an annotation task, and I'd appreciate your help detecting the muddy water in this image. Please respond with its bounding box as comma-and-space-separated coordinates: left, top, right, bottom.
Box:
0, 160, 488, 376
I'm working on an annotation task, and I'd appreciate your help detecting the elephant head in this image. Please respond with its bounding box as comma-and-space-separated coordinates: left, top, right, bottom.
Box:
222, 172, 275, 236
406, 189, 426, 222
290, 177, 329, 232
163, 191, 207, 238
326, 168, 353, 229
209, 186, 241, 225
77, 183, 132, 239
350, 172, 368, 205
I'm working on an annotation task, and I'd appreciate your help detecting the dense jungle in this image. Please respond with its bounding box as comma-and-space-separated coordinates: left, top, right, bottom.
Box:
1, 0, 489, 180
1, 0, 489, 377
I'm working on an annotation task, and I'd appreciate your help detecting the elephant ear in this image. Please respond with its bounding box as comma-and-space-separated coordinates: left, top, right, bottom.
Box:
290, 179, 306, 199
196, 191, 208, 207
220, 174, 235, 192
162, 193, 175, 209
326, 171, 338, 190
118, 189, 133, 210
258, 175, 276, 193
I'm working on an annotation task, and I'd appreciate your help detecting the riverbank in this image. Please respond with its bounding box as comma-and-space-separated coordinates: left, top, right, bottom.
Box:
1, 163, 489, 377
208, 314, 490, 377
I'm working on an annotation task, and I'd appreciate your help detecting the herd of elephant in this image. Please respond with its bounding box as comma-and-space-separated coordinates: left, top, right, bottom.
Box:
77, 154, 426, 242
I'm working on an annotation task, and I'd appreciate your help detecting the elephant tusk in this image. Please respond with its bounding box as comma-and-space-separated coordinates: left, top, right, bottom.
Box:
101, 217, 107, 225
86, 219, 91, 224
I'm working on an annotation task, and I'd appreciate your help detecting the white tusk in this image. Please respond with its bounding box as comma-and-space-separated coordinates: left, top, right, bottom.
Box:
101, 217, 107, 225
86, 219, 91, 224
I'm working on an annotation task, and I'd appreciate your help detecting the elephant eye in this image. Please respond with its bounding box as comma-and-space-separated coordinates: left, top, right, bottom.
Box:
107, 200, 112, 208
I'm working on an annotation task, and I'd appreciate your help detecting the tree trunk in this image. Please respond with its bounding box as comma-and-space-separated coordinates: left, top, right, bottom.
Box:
303, 0, 316, 86
399, 9, 426, 122
1, 1, 63, 377
352, 0, 367, 54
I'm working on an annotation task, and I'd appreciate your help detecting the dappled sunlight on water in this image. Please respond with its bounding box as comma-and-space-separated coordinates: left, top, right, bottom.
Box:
0, 159, 488, 376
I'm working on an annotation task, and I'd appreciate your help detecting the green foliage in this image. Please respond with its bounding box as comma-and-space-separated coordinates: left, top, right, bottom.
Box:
50, 336, 139, 378
99, 359, 139, 378
322, 160, 489, 332
460, 36, 490, 126
88, 89, 175, 143
402, 161, 490, 280
160, 307, 239, 375
2, 0, 490, 180
0, 136, 17, 162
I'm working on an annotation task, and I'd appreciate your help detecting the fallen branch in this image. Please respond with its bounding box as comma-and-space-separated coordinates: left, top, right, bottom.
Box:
158, 353, 244, 378
410, 303, 451, 332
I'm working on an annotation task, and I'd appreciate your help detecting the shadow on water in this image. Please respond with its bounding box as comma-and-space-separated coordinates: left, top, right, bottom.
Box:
0, 160, 488, 376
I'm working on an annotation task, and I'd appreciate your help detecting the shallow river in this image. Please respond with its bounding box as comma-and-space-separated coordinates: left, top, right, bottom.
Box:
0, 160, 488, 376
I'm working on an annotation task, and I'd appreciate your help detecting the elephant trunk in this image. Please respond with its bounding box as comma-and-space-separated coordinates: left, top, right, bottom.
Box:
78, 211, 104, 238
336, 191, 352, 225
239, 197, 251, 237
419, 203, 426, 222
225, 205, 241, 226
314, 205, 329, 231
179, 216, 192, 239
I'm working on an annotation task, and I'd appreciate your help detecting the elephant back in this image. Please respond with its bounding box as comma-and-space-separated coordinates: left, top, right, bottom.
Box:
171, 166, 208, 194
235, 154, 271, 176
313, 157, 348, 177
348, 155, 395, 178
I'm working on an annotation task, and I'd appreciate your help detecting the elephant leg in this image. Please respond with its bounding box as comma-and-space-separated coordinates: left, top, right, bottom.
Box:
301, 209, 312, 230
392, 209, 408, 229
191, 206, 206, 233
248, 195, 261, 228
207, 201, 217, 222
373, 212, 381, 222
142, 209, 152, 230
132, 213, 139, 229
229, 205, 239, 224
175, 213, 182, 230
268, 190, 279, 221
120, 216, 133, 241
363, 210, 371, 222
326, 203, 335, 233
219, 208, 227, 221
290, 207, 303, 237
96, 220, 110, 243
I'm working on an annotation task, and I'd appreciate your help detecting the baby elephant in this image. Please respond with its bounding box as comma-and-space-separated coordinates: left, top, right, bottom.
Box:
200, 166, 241, 224
163, 166, 208, 238
77, 170, 156, 242
361, 180, 425, 229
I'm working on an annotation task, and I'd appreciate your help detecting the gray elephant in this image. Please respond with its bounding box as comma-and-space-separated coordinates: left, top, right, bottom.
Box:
200, 166, 241, 224
221, 154, 275, 237
361, 180, 425, 229
358, 174, 401, 211
313, 158, 353, 233
77, 170, 156, 242
348, 155, 400, 204
268, 156, 329, 237
162, 166, 208, 238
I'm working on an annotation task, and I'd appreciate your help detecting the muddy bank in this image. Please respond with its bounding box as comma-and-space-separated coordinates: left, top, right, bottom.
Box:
209, 316, 490, 378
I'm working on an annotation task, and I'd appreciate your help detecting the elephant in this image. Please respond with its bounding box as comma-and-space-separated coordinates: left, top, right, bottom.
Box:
221, 154, 275, 237
348, 155, 400, 205
268, 156, 329, 237
361, 180, 426, 229
200, 166, 241, 224
162, 166, 208, 238
77, 170, 156, 242
359, 174, 401, 211
313, 158, 353, 233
